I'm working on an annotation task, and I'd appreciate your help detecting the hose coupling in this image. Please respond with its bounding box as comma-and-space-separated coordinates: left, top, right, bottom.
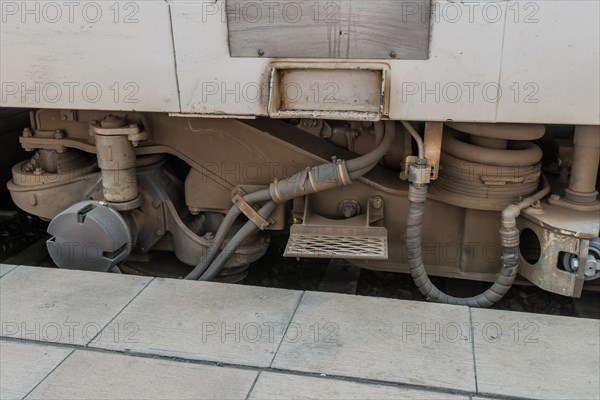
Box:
408, 158, 432, 186
270, 159, 351, 204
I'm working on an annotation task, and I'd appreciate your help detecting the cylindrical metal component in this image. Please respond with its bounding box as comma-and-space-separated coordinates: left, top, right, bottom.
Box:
269, 160, 351, 204
566, 125, 600, 204
38, 150, 58, 173
95, 134, 138, 204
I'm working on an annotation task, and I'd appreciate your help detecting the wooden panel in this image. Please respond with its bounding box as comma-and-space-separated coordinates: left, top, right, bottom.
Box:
227, 0, 431, 59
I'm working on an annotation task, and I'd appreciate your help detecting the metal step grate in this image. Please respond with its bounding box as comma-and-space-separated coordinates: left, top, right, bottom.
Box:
284, 225, 388, 260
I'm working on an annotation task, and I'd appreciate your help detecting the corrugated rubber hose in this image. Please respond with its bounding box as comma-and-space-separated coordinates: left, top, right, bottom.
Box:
406, 175, 550, 307
186, 121, 397, 281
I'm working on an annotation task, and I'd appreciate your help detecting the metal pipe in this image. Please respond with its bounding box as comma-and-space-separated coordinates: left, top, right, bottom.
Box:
401, 121, 425, 159
565, 125, 600, 204
502, 175, 551, 229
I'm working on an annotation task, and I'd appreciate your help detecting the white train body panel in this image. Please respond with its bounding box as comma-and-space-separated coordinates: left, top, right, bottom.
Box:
1, 0, 599, 125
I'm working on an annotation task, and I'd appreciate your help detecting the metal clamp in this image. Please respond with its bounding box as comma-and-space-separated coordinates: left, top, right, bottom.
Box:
232, 194, 271, 230
407, 159, 432, 185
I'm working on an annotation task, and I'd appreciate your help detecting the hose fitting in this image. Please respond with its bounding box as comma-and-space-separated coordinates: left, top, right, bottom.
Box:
269, 159, 351, 204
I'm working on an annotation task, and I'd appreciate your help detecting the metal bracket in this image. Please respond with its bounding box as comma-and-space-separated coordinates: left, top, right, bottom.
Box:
284, 195, 388, 260
232, 193, 271, 231
424, 121, 443, 180
518, 201, 599, 297
400, 122, 442, 182
89, 120, 148, 147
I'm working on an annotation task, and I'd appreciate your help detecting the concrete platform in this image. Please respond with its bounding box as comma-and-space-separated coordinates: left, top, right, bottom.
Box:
1, 265, 598, 400
0, 264, 17, 278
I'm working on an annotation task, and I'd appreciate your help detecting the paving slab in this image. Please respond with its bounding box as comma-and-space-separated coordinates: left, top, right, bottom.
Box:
472, 308, 600, 400
0, 341, 72, 400
248, 372, 470, 400
272, 291, 476, 392
0, 266, 153, 345
0, 264, 17, 278
91, 278, 303, 367
25, 349, 258, 399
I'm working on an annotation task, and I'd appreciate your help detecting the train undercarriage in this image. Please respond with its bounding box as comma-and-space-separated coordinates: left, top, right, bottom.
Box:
5, 109, 599, 306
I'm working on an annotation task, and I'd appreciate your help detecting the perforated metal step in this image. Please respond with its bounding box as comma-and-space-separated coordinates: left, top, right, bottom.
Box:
284, 225, 388, 260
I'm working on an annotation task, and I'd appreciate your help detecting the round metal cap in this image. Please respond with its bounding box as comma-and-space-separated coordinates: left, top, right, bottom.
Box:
47, 201, 132, 272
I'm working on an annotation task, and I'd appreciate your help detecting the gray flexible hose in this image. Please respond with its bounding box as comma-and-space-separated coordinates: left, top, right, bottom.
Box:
198, 200, 278, 281
406, 184, 518, 307
346, 121, 396, 172
406, 176, 550, 307
184, 189, 271, 280
349, 164, 377, 180
193, 122, 397, 281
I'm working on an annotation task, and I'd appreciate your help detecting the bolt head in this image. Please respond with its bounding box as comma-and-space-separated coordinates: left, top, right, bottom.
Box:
390, 51, 397, 59
373, 197, 384, 209
257, 49, 265, 57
